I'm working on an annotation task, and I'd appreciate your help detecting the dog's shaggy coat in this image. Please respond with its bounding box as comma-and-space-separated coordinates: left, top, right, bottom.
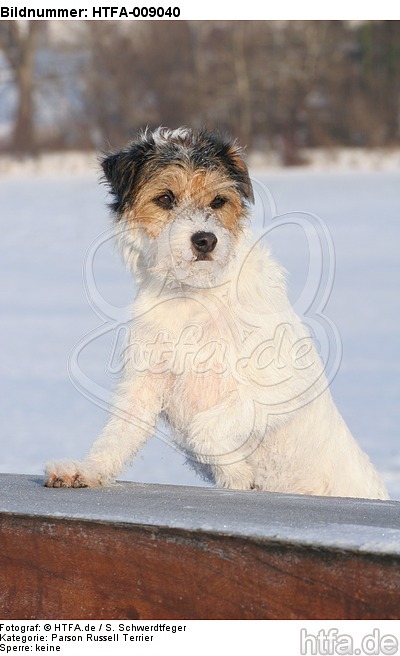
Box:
45, 127, 388, 499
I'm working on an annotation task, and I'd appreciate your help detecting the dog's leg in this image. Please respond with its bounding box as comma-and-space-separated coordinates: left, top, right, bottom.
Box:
44, 376, 164, 487
187, 395, 257, 490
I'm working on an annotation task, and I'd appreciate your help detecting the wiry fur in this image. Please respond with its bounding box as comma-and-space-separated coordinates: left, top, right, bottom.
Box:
45, 127, 388, 499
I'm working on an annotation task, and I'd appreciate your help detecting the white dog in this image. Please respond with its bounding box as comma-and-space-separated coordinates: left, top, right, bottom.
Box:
45, 127, 388, 499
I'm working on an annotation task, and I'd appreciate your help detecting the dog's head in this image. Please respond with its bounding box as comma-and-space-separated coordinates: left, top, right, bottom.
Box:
101, 127, 254, 288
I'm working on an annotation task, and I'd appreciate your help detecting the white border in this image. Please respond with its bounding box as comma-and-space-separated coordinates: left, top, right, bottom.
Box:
2, 1, 399, 21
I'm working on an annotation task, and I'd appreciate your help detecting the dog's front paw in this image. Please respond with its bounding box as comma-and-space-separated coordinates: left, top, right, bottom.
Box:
44, 460, 100, 488
214, 461, 255, 491
45, 473, 88, 488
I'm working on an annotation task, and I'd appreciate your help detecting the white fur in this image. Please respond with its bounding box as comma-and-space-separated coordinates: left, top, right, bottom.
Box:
45, 201, 388, 499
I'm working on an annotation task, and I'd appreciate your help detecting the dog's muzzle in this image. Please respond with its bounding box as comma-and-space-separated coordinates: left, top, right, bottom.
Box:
191, 231, 218, 257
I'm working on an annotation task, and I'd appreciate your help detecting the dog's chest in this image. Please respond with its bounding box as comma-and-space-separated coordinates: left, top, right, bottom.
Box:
133, 295, 240, 419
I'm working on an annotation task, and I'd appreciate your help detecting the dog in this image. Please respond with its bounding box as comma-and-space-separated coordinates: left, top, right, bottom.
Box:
45, 127, 388, 499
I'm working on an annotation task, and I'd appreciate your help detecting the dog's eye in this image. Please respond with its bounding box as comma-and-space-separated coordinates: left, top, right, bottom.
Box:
210, 196, 227, 210
154, 191, 175, 209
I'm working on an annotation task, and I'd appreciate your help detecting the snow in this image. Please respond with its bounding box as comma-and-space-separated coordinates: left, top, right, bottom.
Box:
249, 147, 400, 172
0, 154, 399, 498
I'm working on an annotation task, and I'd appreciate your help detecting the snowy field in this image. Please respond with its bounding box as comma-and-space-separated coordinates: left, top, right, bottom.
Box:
1, 157, 399, 498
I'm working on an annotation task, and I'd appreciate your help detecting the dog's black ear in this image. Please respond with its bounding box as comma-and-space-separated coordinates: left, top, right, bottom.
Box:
225, 143, 254, 204
101, 150, 138, 216
101, 134, 153, 216
102, 151, 123, 189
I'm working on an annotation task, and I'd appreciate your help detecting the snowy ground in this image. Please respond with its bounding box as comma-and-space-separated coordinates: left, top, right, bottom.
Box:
1, 156, 399, 498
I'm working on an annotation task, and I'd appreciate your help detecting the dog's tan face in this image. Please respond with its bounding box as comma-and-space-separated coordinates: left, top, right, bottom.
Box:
130, 165, 245, 238
102, 127, 254, 287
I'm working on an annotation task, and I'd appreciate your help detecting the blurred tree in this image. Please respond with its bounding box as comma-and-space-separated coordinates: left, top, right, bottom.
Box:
359, 20, 400, 145
144, 21, 196, 128
0, 20, 399, 156
231, 23, 253, 144
81, 21, 197, 147
0, 21, 40, 153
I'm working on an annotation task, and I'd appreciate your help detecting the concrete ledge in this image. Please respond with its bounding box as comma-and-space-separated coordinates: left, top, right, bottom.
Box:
1, 474, 399, 619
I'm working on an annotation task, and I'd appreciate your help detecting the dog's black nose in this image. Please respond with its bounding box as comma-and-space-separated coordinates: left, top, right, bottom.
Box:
191, 231, 218, 253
